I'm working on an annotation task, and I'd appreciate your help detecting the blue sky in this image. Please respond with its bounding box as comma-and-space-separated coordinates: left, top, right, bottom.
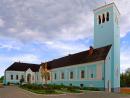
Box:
0, 0, 130, 77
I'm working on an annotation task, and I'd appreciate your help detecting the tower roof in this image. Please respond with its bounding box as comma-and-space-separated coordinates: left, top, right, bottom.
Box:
93, 2, 120, 15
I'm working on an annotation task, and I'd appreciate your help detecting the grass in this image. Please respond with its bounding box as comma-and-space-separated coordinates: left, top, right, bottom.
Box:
19, 84, 83, 94
22, 88, 60, 94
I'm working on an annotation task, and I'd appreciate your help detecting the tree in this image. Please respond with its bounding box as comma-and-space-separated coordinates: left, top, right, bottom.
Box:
0, 76, 4, 83
20, 78, 24, 85
40, 63, 50, 85
120, 71, 130, 87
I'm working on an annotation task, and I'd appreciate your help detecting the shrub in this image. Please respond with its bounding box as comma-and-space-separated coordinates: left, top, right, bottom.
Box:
81, 87, 100, 91
7, 82, 10, 86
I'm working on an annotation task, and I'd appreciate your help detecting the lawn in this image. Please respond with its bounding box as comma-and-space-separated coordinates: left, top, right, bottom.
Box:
19, 84, 99, 94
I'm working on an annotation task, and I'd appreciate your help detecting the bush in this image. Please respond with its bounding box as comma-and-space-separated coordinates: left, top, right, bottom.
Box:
81, 87, 100, 91
20, 78, 24, 85
7, 82, 10, 86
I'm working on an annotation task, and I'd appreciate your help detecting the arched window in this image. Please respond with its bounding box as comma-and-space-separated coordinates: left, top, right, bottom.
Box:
102, 14, 105, 23
106, 12, 109, 21
98, 15, 101, 24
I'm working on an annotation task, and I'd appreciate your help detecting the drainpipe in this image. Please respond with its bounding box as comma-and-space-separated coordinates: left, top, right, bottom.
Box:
104, 60, 106, 91
4, 71, 6, 85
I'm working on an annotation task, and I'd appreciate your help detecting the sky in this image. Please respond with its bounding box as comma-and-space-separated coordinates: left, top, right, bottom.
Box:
0, 0, 130, 77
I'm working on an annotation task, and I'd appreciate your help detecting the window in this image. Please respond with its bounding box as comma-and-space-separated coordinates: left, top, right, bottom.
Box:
11, 75, 13, 80
61, 72, 64, 79
102, 14, 105, 23
70, 71, 73, 79
91, 74, 94, 78
98, 15, 101, 24
54, 73, 57, 80
16, 75, 18, 80
106, 12, 109, 21
81, 70, 85, 79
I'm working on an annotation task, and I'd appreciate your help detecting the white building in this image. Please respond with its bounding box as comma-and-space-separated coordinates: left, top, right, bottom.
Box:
4, 62, 41, 84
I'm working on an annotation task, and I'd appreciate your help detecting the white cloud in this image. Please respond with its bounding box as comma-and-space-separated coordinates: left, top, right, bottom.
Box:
115, 0, 130, 37
0, 37, 23, 51
0, 54, 41, 64
0, 18, 5, 27
0, 0, 129, 42
43, 40, 89, 55
11, 54, 41, 63
8, 28, 17, 33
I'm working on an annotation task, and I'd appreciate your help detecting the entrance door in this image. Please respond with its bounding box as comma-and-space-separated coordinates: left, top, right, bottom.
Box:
27, 74, 31, 83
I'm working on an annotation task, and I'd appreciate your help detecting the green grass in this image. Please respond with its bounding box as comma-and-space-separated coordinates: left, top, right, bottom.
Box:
23, 88, 60, 94
19, 84, 83, 94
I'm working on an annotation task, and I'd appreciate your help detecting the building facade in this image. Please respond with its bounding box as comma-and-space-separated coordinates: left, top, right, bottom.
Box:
4, 62, 40, 84
4, 3, 120, 92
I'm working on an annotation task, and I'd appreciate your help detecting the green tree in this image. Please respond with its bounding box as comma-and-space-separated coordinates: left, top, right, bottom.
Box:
0, 76, 4, 83
120, 71, 130, 87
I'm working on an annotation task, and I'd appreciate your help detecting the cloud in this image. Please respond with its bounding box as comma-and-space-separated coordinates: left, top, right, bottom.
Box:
0, 0, 129, 43
115, 0, 130, 37
0, 0, 93, 43
0, 54, 41, 64
43, 40, 90, 55
0, 18, 5, 27
0, 37, 23, 51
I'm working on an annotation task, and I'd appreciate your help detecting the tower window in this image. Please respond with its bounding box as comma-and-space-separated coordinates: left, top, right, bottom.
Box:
98, 15, 101, 24
102, 14, 105, 23
106, 12, 109, 21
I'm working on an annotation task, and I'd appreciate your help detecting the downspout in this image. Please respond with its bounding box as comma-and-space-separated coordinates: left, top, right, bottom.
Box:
104, 60, 106, 91
4, 71, 6, 85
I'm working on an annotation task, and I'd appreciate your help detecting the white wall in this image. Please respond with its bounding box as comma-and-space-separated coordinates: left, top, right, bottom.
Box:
5, 71, 25, 84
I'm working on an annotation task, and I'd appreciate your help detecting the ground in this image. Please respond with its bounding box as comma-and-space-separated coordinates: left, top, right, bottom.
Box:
0, 86, 130, 98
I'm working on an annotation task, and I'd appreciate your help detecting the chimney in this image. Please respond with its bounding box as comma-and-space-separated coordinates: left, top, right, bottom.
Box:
89, 46, 94, 56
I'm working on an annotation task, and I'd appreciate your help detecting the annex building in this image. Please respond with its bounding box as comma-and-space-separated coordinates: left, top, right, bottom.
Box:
4, 3, 120, 92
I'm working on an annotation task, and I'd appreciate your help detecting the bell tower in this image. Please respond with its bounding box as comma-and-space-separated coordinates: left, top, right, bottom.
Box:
93, 3, 120, 92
